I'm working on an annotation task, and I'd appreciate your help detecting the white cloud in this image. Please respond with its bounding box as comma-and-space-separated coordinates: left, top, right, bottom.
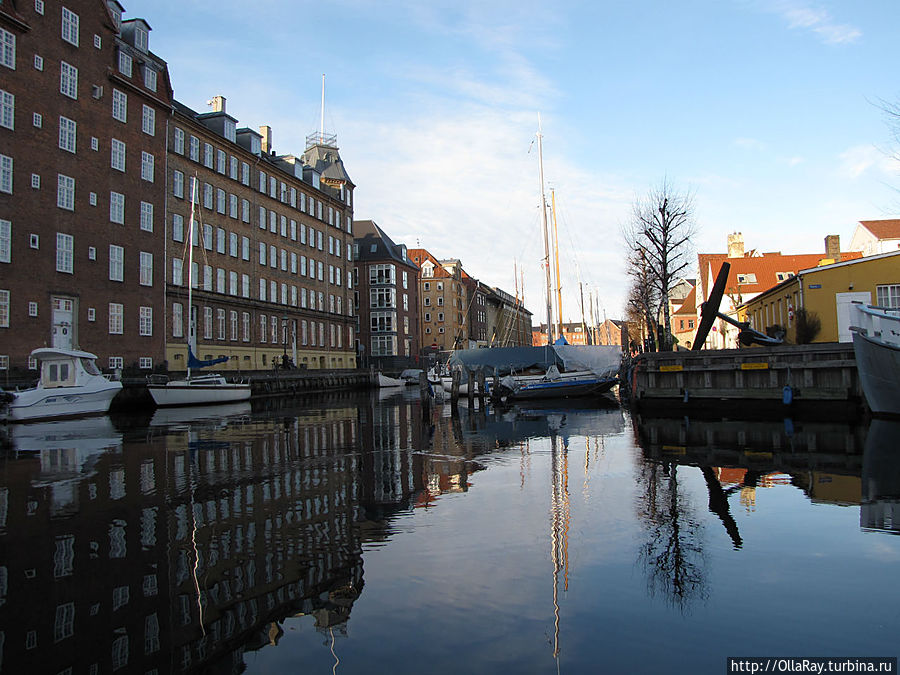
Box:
838, 145, 900, 179
770, 2, 861, 44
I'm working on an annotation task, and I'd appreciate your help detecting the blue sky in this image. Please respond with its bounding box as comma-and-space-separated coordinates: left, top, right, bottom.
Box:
124, 0, 900, 321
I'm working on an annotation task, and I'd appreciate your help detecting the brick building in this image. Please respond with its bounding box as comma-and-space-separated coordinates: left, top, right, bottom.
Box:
409, 248, 469, 352
352, 219, 420, 369
0, 0, 173, 374
165, 98, 356, 372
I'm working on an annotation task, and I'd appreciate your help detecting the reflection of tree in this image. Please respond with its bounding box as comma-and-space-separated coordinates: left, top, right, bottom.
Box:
636, 461, 708, 610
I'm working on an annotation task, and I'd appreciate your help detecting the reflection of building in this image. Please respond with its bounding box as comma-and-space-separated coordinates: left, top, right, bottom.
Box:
0, 408, 367, 673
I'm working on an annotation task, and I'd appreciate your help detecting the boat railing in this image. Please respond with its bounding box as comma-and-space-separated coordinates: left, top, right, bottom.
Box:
850, 302, 900, 347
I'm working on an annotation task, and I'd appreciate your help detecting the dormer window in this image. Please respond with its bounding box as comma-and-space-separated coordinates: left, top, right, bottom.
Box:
134, 24, 148, 52
736, 273, 757, 284
250, 136, 261, 156
107, 1, 122, 32
224, 119, 236, 142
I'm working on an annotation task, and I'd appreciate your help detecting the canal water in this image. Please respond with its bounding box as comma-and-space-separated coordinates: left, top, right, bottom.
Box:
0, 390, 898, 674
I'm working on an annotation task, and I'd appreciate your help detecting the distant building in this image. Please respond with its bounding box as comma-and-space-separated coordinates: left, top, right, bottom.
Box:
740, 250, 900, 344
353, 219, 420, 369
483, 285, 532, 347
0, 1, 173, 375
671, 284, 697, 349
849, 219, 900, 256
408, 248, 469, 353
697, 232, 862, 349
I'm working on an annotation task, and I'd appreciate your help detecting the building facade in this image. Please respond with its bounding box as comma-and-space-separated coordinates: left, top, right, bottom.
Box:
483, 285, 532, 347
164, 99, 356, 372
741, 250, 900, 344
409, 248, 468, 353
0, 0, 173, 375
352, 219, 420, 370
849, 219, 900, 257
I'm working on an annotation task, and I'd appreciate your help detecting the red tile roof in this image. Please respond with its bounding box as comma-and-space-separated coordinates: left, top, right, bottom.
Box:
697, 250, 863, 300
859, 219, 900, 239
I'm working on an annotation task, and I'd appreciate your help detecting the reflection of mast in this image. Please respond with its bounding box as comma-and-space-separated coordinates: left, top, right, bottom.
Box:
187, 446, 206, 636
549, 426, 570, 659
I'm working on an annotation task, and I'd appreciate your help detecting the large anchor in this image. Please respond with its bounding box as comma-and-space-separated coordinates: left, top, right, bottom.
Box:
692, 261, 783, 349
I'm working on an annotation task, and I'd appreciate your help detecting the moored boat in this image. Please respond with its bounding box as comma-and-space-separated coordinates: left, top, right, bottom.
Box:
1, 348, 123, 422
850, 303, 900, 416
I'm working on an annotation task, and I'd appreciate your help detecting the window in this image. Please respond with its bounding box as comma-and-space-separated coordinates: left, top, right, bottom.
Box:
203, 142, 213, 168
171, 258, 182, 286
144, 66, 157, 92
141, 105, 155, 135
109, 302, 125, 335
140, 202, 153, 232
173, 127, 185, 154
108, 355, 123, 369
36, 0, 45, 14
60, 61, 78, 99
369, 264, 396, 285
118, 50, 132, 76
109, 245, 123, 281
0, 154, 10, 193
54, 233, 73, 273
57, 174, 75, 210
877, 284, 900, 308
241, 236, 250, 261
189, 135, 199, 161
109, 192, 124, 224
736, 273, 757, 284
0, 290, 7, 327
134, 23, 148, 51
0, 90, 13, 129
203, 306, 212, 339
172, 303, 183, 337
172, 214, 184, 242
57, 116, 77, 153
139, 357, 152, 369
0, 219, 9, 263
141, 152, 154, 182
61, 7, 79, 46
112, 89, 127, 122
173, 170, 184, 198
139, 306, 152, 336
216, 228, 225, 254
216, 149, 225, 174
33, 112, 42, 128
0, 28, 14, 70
110, 138, 125, 171
217, 308, 225, 339
216, 188, 225, 214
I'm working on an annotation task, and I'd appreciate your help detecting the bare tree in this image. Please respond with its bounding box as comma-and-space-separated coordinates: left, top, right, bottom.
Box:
624, 180, 697, 350
625, 247, 660, 352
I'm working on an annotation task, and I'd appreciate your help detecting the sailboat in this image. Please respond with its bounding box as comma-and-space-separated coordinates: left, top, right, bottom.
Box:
147, 177, 251, 408
447, 118, 620, 400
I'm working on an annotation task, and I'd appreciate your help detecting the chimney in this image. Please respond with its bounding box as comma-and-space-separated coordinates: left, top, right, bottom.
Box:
208, 95, 226, 113
824, 234, 840, 262
727, 232, 745, 258
259, 126, 273, 154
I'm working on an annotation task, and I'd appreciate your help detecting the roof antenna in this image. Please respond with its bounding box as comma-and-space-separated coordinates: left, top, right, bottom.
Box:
320, 74, 325, 143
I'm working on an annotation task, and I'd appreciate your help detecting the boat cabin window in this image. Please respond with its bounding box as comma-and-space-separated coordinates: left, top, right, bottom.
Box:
43, 360, 75, 386
81, 358, 101, 376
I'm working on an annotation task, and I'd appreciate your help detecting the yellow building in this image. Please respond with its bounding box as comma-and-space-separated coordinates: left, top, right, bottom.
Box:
741, 250, 900, 344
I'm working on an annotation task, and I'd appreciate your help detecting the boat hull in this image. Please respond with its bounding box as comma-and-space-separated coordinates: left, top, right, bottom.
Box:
852, 332, 900, 416
148, 381, 251, 407
506, 376, 616, 400
5, 383, 123, 422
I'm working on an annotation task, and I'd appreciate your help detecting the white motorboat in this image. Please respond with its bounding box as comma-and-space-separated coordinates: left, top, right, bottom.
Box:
1, 348, 123, 422
850, 303, 900, 416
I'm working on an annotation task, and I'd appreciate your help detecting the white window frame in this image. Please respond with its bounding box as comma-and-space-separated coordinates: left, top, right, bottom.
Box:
112, 89, 127, 122
61, 7, 79, 46
110, 138, 125, 171
56, 232, 73, 273
56, 174, 75, 211
60, 61, 78, 99
109, 245, 124, 281
58, 116, 76, 153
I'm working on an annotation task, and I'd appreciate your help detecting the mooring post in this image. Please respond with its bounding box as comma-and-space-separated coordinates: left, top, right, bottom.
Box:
476, 370, 486, 407
451, 369, 460, 403
467, 370, 475, 407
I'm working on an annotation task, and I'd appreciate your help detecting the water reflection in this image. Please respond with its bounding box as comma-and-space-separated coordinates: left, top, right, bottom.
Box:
0, 394, 897, 673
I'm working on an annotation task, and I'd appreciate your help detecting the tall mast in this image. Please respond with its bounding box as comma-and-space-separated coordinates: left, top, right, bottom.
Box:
320, 74, 326, 143
537, 115, 553, 346
579, 282, 587, 343
187, 176, 197, 380
551, 188, 563, 340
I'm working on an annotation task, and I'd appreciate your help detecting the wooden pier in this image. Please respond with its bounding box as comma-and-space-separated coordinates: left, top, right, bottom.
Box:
629, 343, 865, 418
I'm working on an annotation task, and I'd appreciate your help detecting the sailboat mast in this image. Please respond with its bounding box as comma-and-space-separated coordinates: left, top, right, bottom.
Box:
551, 189, 563, 340
187, 176, 197, 380
579, 281, 587, 343
537, 116, 553, 346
